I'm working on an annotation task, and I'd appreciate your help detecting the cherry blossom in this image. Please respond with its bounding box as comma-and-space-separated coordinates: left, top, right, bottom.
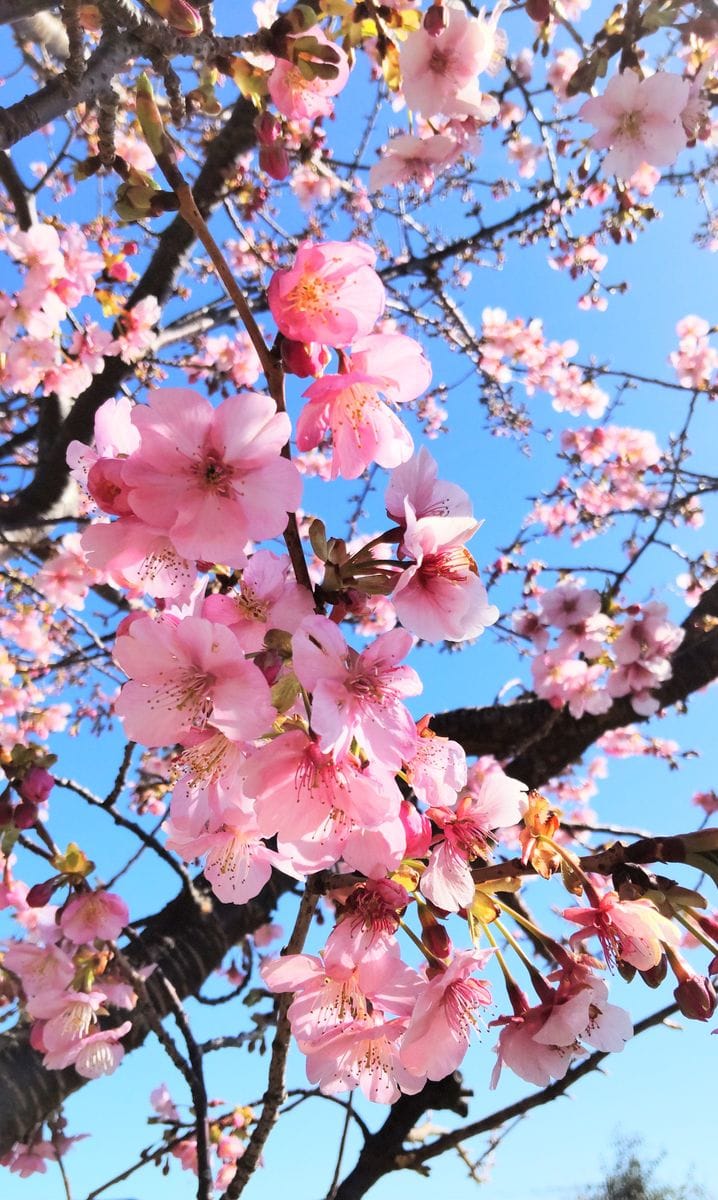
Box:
292, 615, 422, 768
579, 70, 690, 178
268, 241, 385, 346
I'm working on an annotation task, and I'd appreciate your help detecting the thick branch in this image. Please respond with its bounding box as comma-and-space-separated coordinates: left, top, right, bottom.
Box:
0, 34, 131, 150
0, 872, 295, 1156
432, 580, 718, 787
332, 1006, 677, 1200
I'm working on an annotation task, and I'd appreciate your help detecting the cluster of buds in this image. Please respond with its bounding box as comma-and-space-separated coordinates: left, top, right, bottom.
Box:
0, 744, 56, 833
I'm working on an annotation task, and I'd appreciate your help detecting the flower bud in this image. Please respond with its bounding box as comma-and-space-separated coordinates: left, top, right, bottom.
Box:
255, 111, 282, 146
26, 879, 60, 908
526, 0, 551, 21
674, 974, 717, 1021
418, 905, 452, 960
423, 3, 448, 37
136, 73, 169, 160
20, 766, 54, 805
144, 0, 202, 36
639, 954, 667, 988
13, 801, 38, 830
400, 799, 432, 859
281, 338, 331, 378
259, 144, 291, 182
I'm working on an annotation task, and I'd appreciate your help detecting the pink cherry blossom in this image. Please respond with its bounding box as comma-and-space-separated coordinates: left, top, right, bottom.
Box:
114, 614, 276, 746
579, 70, 689, 178
297, 371, 414, 479
422, 771, 527, 910
563, 892, 681, 970
292, 615, 421, 768
268, 28, 350, 121
122, 389, 301, 567
386, 447, 473, 524
391, 505, 498, 643
400, 948, 493, 1079
304, 1016, 426, 1103
268, 241, 385, 346
399, 4, 503, 118
60, 890, 129, 943
202, 550, 314, 652
369, 133, 458, 192
242, 728, 402, 871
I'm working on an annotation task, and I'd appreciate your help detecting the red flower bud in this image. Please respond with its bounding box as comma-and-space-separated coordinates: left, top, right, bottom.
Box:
423, 3, 448, 36
281, 339, 331, 379
14, 801, 38, 829
259, 144, 291, 182
674, 974, 717, 1021
26, 879, 59, 908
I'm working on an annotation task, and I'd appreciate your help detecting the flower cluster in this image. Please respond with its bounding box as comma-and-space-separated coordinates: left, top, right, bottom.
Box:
479, 307, 609, 419
514, 583, 684, 717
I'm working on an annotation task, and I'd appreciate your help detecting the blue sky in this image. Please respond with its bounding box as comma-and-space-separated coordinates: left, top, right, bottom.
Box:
1, 5, 717, 1199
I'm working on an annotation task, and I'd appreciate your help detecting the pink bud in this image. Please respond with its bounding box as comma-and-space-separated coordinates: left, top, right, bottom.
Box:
255, 111, 282, 146
281, 338, 332, 378
400, 799, 432, 859
14, 801, 38, 829
20, 766, 54, 805
674, 974, 717, 1021
259, 144, 291, 181
423, 3, 448, 36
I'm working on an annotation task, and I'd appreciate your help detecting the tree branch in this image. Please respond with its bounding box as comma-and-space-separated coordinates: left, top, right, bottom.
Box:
0, 871, 295, 1156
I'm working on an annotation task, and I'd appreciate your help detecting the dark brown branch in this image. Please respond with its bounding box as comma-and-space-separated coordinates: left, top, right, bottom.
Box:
0, 149, 36, 228
0, 871, 295, 1156
432, 580, 718, 788
0, 93, 257, 533
0, 33, 130, 150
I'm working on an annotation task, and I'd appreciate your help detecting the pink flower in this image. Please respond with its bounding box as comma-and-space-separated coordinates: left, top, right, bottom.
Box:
122, 388, 301, 567
243, 728, 402, 871
421, 771, 527, 911
268, 241, 385, 347
114, 614, 276, 747
80, 517, 198, 602
386, 447, 473, 524
563, 892, 680, 970
492, 964, 632, 1087
60, 890, 129, 943
202, 549, 314, 653
262, 944, 418, 1050
404, 718, 467, 808
579, 70, 689, 178
400, 948, 493, 1079
292, 615, 421, 769
268, 28, 350, 121
391, 506, 498, 643
399, 4, 503, 118
43, 1021, 132, 1077
297, 372, 414, 479
304, 1016, 426, 1103
369, 133, 458, 192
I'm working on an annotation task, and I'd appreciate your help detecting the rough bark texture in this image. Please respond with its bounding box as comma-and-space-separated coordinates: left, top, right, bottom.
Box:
0, 873, 295, 1154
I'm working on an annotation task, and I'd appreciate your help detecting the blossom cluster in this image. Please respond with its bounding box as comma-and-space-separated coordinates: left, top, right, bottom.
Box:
2, 870, 134, 1079
479, 307, 609, 420
0, 223, 160, 403
514, 581, 684, 717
